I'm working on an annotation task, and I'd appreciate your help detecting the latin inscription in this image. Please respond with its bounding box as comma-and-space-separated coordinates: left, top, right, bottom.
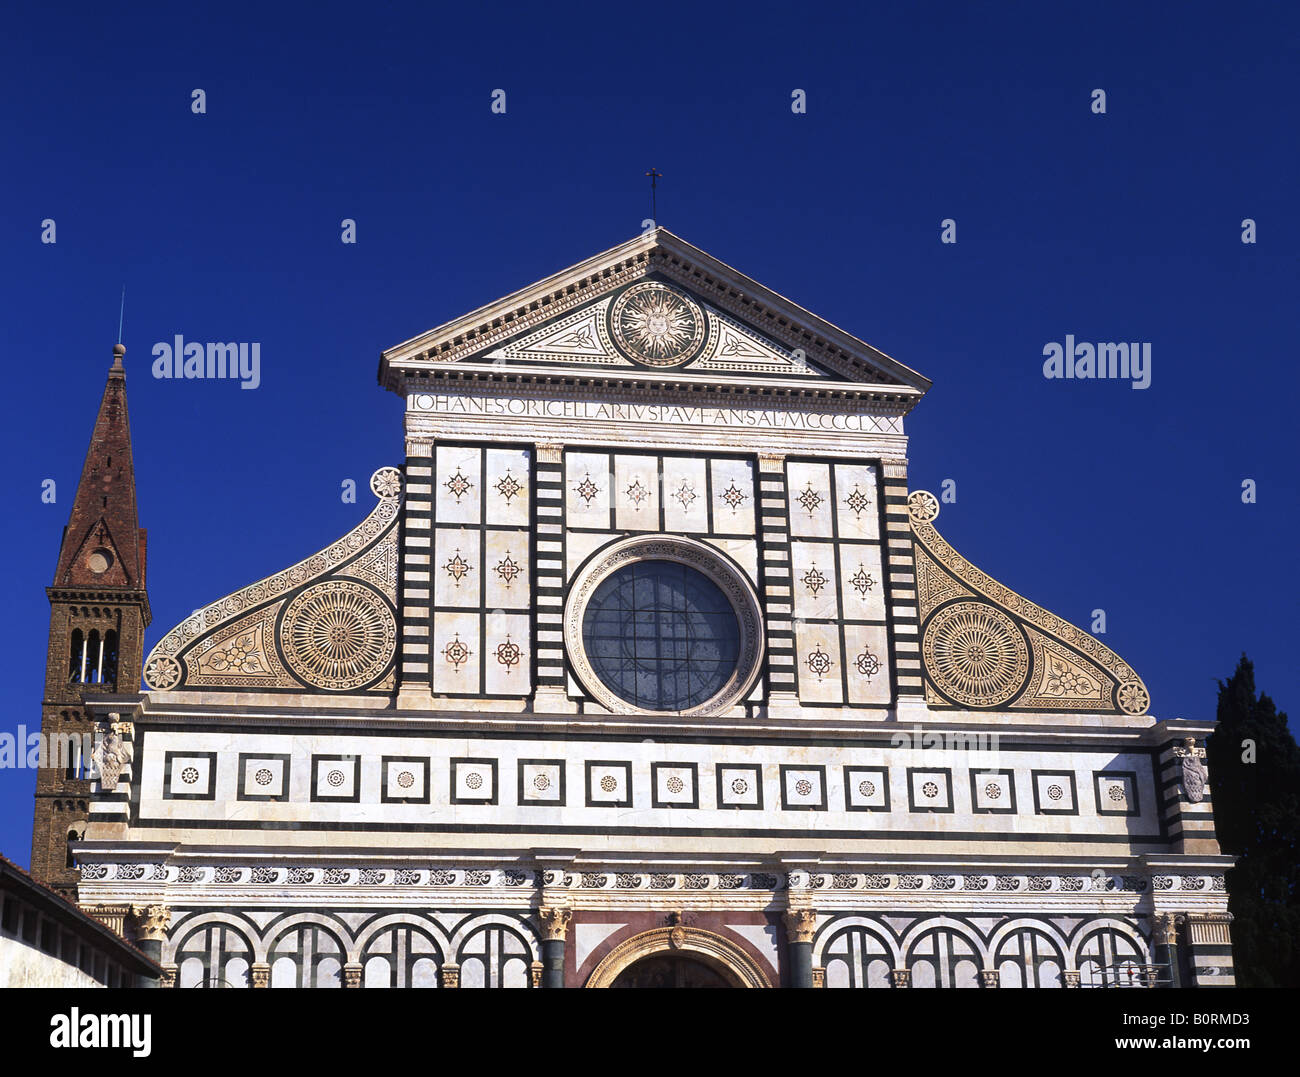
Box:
409, 394, 893, 432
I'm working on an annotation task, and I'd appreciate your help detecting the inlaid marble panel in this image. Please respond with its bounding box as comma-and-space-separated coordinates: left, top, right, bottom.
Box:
661, 456, 708, 534
434, 528, 481, 607
436, 445, 482, 525
843, 623, 891, 704
833, 463, 880, 540
613, 454, 660, 530
484, 448, 530, 527
791, 541, 840, 620
786, 461, 834, 538
838, 543, 885, 620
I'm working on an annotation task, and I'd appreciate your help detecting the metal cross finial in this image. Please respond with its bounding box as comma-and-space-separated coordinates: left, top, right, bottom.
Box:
645, 168, 662, 223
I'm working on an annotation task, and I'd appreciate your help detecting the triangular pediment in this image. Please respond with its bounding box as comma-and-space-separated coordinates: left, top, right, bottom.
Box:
62, 518, 132, 588
379, 230, 931, 402
476, 277, 829, 379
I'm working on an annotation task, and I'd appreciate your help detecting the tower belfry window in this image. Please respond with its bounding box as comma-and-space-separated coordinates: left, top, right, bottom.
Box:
70, 628, 118, 687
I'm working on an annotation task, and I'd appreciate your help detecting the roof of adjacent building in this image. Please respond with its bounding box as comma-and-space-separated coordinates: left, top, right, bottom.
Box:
0, 853, 162, 977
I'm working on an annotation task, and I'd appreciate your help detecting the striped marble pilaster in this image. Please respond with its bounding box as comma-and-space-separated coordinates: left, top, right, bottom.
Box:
533, 444, 567, 696
757, 452, 796, 699
397, 439, 434, 706
882, 463, 922, 700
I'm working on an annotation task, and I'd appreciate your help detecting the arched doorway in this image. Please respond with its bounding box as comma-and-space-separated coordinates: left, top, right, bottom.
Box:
585, 926, 773, 988
610, 953, 736, 988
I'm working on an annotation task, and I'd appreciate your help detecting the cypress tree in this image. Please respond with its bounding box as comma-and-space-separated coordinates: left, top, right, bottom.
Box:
1205, 654, 1300, 987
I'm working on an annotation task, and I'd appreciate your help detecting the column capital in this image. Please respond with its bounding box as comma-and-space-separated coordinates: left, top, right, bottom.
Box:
530, 960, 544, 988
536, 442, 564, 464
1062, 970, 1081, 988
890, 968, 911, 989
158, 964, 177, 989
537, 904, 573, 942
782, 908, 818, 944
250, 962, 271, 988
439, 963, 460, 989
979, 969, 1000, 988
1154, 911, 1186, 946
342, 963, 363, 988
810, 967, 826, 988
128, 904, 170, 943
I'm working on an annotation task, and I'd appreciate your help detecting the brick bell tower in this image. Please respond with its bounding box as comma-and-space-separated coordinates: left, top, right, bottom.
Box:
30, 342, 150, 896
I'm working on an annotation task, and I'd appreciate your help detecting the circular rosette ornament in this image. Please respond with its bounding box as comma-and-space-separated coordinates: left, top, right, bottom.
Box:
144, 654, 181, 690
279, 579, 397, 691
370, 467, 403, 501
907, 490, 940, 523
922, 600, 1030, 707
609, 281, 707, 367
1117, 680, 1150, 715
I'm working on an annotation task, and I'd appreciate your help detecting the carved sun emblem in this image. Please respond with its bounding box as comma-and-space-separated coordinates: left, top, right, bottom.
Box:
611, 282, 705, 366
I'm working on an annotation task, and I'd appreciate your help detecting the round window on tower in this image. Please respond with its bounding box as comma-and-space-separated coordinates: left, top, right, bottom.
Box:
87, 548, 114, 574
564, 536, 763, 716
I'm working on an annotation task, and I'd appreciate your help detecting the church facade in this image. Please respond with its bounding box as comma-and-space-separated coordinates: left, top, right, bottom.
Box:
46, 230, 1234, 987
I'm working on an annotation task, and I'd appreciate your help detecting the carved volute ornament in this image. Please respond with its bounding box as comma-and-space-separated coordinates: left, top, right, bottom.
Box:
783, 908, 818, 945
537, 904, 572, 942
1154, 911, 1185, 947
127, 904, 170, 943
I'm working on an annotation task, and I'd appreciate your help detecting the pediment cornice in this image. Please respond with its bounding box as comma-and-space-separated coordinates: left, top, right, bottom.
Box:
379, 230, 931, 400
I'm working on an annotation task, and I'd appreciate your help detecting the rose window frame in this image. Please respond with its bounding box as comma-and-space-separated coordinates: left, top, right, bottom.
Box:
563, 534, 764, 717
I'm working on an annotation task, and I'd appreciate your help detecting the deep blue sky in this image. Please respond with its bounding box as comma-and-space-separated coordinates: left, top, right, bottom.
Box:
2, 2, 1296, 866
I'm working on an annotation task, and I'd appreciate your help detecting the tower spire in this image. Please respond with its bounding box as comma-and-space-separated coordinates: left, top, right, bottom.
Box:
31, 340, 150, 895
53, 343, 145, 590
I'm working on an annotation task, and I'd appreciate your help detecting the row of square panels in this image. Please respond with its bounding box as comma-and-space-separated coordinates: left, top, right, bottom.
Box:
161, 752, 1142, 817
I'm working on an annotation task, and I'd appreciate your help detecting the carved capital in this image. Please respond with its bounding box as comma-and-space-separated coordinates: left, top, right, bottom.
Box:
1062, 971, 1081, 989
782, 908, 818, 945
342, 963, 363, 988
536, 442, 564, 464
1154, 912, 1186, 947
537, 904, 572, 941
980, 969, 1000, 988
250, 962, 271, 988
890, 968, 911, 989
810, 966, 826, 989
159, 964, 177, 989
128, 904, 170, 943
530, 960, 544, 988
440, 963, 460, 989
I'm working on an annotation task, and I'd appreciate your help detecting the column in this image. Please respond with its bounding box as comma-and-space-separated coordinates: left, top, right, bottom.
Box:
783, 909, 817, 988
1153, 912, 1183, 989
537, 905, 572, 988
127, 904, 169, 989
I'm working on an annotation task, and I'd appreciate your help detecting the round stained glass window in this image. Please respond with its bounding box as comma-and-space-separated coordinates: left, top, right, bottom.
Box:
580, 560, 741, 712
